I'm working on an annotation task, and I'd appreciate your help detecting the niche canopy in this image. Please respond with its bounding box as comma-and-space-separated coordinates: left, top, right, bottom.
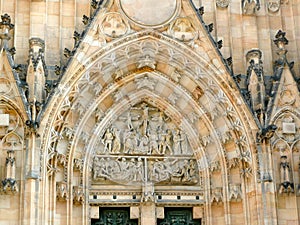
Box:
119, 0, 179, 27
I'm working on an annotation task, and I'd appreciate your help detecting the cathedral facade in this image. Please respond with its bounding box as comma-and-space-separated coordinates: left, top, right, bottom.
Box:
0, 0, 300, 224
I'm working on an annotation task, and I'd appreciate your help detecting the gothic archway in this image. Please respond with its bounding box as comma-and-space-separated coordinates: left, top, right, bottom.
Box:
40, 31, 259, 225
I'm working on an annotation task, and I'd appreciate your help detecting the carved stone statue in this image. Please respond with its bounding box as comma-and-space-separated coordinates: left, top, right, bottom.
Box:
102, 128, 114, 153
148, 129, 159, 154
159, 129, 173, 155
124, 129, 138, 154
173, 129, 183, 155
279, 155, 294, 194
111, 128, 121, 153
172, 159, 198, 184
2, 150, 18, 193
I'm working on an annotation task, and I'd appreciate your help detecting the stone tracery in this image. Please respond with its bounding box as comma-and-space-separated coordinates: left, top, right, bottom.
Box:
38, 14, 256, 225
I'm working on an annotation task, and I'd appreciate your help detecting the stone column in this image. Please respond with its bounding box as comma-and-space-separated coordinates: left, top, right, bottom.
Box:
140, 183, 156, 225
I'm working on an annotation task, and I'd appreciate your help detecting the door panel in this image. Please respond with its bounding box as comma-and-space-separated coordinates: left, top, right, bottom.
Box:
157, 208, 201, 225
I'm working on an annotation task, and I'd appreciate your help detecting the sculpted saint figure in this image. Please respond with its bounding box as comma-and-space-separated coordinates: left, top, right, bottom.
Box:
102, 128, 114, 153
159, 129, 173, 155
124, 129, 138, 154
279, 155, 294, 193
148, 129, 159, 154
111, 128, 121, 154
280, 155, 291, 184
173, 129, 183, 155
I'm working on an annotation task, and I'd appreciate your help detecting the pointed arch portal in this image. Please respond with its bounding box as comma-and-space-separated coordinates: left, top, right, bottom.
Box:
40, 27, 258, 225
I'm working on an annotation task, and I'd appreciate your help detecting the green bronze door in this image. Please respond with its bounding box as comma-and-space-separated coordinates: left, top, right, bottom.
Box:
158, 208, 201, 225
91, 207, 138, 225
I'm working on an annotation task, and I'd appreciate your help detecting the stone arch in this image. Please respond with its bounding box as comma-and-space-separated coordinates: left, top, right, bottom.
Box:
40, 32, 259, 225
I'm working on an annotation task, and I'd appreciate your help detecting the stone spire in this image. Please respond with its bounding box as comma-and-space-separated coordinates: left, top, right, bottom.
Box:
26, 38, 46, 128
246, 49, 266, 126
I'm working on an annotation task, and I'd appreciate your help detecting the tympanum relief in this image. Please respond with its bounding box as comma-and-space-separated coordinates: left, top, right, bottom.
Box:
92, 102, 198, 186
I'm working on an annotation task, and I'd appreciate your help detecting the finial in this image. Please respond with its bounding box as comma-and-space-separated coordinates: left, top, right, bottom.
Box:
0, 13, 14, 46
274, 30, 288, 49
246, 49, 262, 64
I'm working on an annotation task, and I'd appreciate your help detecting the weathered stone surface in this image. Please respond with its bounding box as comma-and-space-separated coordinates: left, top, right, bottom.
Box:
0, 0, 300, 224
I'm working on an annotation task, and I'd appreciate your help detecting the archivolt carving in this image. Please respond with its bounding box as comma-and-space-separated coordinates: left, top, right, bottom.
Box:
210, 160, 221, 173
41, 31, 255, 212
229, 184, 242, 201
211, 187, 223, 203
73, 186, 84, 205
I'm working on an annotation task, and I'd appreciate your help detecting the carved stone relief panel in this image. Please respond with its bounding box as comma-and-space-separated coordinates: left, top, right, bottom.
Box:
100, 13, 129, 38
92, 101, 198, 186
168, 17, 197, 42
0, 76, 12, 96
93, 156, 198, 185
